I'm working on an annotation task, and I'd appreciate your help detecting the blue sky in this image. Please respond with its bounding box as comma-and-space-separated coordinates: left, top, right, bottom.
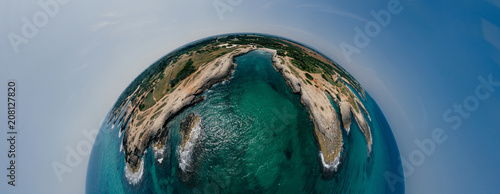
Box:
1, 0, 500, 193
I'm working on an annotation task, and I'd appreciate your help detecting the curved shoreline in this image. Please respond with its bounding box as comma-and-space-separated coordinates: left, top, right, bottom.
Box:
122, 46, 256, 175
119, 44, 372, 180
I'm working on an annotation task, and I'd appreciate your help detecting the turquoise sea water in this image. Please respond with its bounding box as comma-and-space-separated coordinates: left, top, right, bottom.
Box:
86, 50, 404, 193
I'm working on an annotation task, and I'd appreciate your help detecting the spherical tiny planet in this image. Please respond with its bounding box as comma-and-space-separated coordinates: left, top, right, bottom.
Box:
86, 34, 404, 194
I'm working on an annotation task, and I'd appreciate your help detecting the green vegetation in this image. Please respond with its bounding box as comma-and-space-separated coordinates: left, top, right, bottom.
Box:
306, 79, 313, 85
334, 92, 340, 101
321, 74, 328, 80
170, 59, 196, 87
289, 66, 299, 76
276, 49, 286, 56
287, 50, 326, 73
139, 89, 156, 111
348, 93, 360, 112
305, 73, 314, 80
136, 118, 146, 126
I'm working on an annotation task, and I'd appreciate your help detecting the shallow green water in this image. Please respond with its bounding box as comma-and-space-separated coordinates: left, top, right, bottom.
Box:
86, 50, 404, 193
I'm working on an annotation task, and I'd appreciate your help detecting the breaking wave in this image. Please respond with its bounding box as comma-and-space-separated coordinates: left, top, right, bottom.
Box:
124, 157, 144, 185
178, 119, 202, 172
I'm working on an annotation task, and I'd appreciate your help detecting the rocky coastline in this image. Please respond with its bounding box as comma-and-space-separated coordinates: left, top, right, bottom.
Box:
267, 48, 372, 171
122, 46, 256, 173
118, 44, 372, 177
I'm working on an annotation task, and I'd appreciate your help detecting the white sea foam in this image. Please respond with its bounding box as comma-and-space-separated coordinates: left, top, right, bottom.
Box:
118, 128, 123, 138
320, 151, 341, 171
153, 144, 165, 161
178, 119, 202, 172
319, 141, 343, 172
124, 157, 144, 185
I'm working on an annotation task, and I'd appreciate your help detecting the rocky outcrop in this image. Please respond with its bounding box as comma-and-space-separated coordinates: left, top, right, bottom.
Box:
179, 113, 200, 151
177, 113, 203, 183
270, 53, 301, 93
339, 101, 352, 134
337, 88, 372, 154
352, 99, 372, 153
